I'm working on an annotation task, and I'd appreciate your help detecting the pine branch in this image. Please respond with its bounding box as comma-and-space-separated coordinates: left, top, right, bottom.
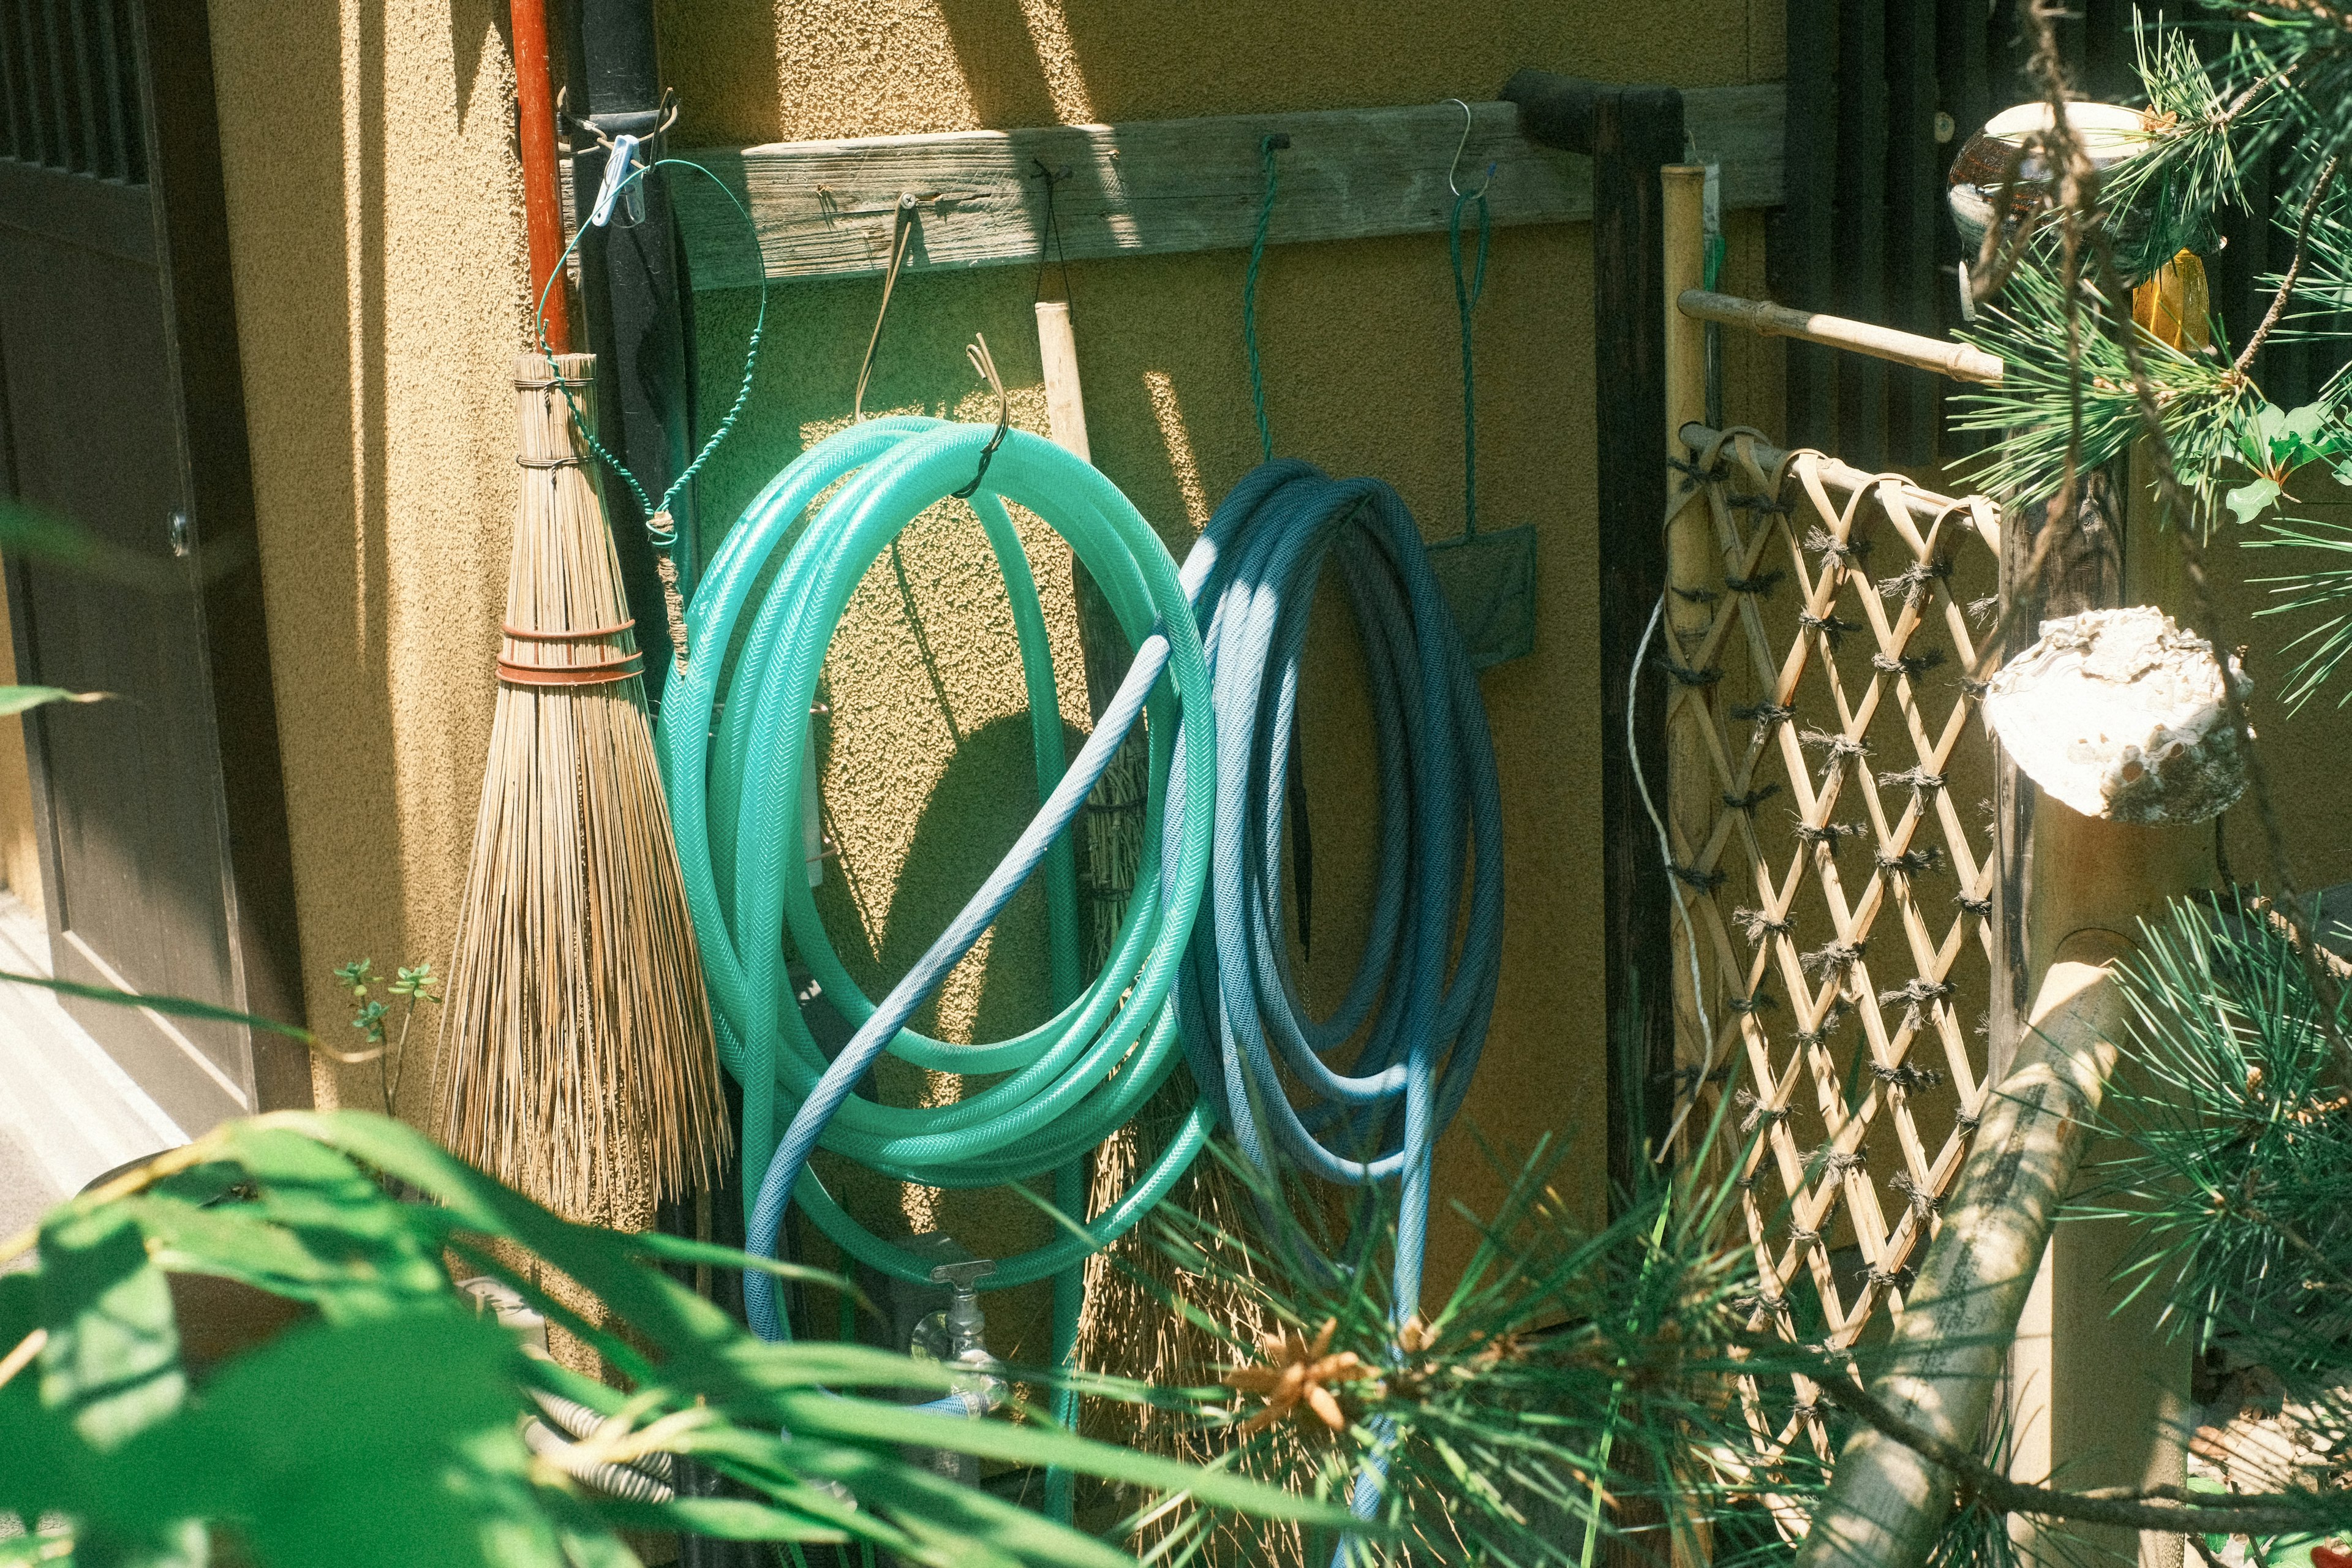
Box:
2236, 153, 2341, 372
1812, 1362, 2347, 1537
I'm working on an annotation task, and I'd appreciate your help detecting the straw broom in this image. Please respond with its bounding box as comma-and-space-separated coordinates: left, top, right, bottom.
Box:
435, 352, 730, 1229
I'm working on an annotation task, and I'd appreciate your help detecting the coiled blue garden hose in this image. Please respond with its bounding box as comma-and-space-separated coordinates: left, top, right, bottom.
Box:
1172, 459, 1504, 1320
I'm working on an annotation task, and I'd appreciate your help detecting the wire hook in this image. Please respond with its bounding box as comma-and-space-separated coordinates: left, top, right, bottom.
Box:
951, 333, 1009, 499
1445, 98, 1495, 199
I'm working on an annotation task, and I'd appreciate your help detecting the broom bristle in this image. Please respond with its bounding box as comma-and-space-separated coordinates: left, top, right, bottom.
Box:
434, 352, 732, 1227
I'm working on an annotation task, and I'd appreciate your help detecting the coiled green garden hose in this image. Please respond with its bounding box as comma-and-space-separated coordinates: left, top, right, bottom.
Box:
656, 418, 1219, 1335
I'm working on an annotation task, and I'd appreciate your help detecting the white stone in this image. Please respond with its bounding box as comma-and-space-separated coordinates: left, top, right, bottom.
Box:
1983, 606, 2251, 824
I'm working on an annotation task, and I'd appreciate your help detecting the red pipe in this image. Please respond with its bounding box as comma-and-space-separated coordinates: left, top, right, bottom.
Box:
511, 0, 570, 353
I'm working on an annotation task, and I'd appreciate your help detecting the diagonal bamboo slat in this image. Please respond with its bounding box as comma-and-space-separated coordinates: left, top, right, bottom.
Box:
1660, 427, 2003, 1529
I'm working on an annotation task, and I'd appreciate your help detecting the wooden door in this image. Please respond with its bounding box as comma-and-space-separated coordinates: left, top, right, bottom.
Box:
0, 0, 305, 1133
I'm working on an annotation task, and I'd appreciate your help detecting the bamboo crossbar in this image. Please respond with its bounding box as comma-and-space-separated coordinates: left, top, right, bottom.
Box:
1678, 289, 2007, 385
1675, 422, 2002, 554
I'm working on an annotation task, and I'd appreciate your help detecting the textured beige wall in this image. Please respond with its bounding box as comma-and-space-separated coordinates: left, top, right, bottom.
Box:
198, 0, 2352, 1381
661, 0, 1792, 1342
205, 0, 527, 1109
197, 0, 1790, 1363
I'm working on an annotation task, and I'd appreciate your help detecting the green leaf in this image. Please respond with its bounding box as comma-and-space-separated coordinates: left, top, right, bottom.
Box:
771, 1389, 1356, 1527
594, 1494, 851, 1543
2227, 476, 2284, 523
0, 685, 107, 717
129, 1310, 562, 1568
0, 971, 315, 1043
36, 1206, 184, 1451
2280, 401, 2335, 456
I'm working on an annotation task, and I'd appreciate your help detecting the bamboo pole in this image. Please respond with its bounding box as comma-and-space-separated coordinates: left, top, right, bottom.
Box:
1676, 289, 2005, 384
1795, 930, 2132, 1568
1662, 168, 1720, 1163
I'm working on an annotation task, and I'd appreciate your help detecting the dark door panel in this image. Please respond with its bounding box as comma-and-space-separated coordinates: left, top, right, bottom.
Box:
0, 0, 303, 1133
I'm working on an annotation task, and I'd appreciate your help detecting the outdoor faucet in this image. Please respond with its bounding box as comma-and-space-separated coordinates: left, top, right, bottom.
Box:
929, 1258, 997, 1365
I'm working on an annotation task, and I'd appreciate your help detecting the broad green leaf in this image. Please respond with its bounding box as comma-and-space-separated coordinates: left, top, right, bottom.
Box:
2277, 402, 2348, 462
0, 685, 107, 717
2244, 401, 2291, 467
121, 1191, 437, 1325
37, 1207, 184, 1451
130, 1310, 559, 1568
2227, 477, 2283, 523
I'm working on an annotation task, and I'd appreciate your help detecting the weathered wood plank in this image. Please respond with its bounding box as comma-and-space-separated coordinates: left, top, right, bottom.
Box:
672, 85, 1783, 289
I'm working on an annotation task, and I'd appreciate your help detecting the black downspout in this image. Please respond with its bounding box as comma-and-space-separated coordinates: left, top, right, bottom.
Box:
562, 0, 695, 708
561, 18, 758, 1562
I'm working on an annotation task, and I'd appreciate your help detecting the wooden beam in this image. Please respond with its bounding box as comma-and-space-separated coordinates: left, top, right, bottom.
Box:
671, 86, 1782, 290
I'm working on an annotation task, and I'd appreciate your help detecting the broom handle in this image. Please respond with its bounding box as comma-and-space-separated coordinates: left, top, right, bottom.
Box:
513, 0, 570, 353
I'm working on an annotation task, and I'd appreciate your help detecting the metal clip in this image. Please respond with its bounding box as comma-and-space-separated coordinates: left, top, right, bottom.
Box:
590, 132, 645, 227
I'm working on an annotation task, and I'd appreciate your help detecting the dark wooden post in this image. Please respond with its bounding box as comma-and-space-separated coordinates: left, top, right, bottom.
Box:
1502, 70, 1685, 1208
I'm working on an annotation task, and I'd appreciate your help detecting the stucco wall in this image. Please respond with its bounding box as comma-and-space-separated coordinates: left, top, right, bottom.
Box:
664, 3, 1795, 1335
206, 0, 529, 1104
196, 0, 2352, 1378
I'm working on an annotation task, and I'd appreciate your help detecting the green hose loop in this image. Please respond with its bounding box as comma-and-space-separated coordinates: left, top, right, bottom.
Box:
657, 419, 1219, 1295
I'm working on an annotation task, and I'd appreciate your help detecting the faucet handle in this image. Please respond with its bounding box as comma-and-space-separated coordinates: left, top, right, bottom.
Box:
929, 1259, 997, 1294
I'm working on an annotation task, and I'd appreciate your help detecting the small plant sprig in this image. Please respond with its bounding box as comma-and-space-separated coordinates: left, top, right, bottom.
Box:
332, 957, 440, 1117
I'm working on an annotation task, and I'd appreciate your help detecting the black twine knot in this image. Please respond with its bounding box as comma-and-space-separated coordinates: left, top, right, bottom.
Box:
1878, 766, 1945, 795
1726, 568, 1787, 596
1876, 845, 1943, 876
1872, 647, 1946, 679
1869, 1059, 1947, 1090
1800, 940, 1868, 978
1877, 556, 1953, 605
1669, 862, 1727, 892
1733, 906, 1795, 942
1724, 783, 1783, 814
1658, 655, 1724, 688
1732, 701, 1795, 730
1800, 610, 1864, 647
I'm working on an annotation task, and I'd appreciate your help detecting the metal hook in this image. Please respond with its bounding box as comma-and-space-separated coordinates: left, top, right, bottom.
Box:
853, 194, 920, 422
1445, 98, 1494, 199
951, 333, 1009, 500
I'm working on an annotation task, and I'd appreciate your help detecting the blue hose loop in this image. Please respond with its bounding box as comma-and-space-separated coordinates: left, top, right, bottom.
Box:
657, 420, 1222, 1343
1175, 461, 1505, 1320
